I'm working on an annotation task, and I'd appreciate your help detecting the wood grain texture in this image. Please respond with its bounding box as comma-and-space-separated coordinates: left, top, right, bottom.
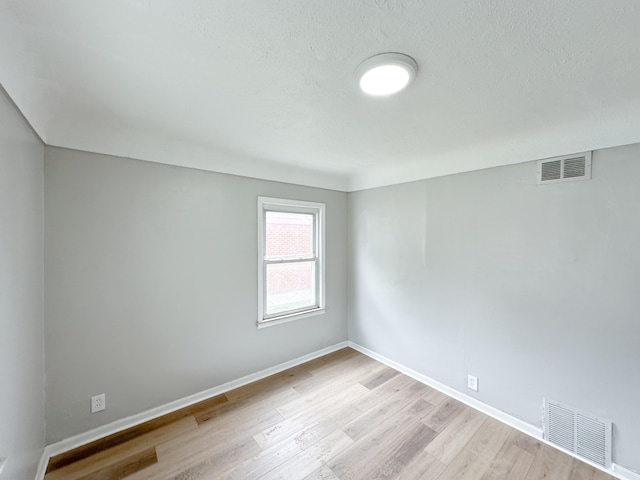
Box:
46, 394, 227, 473
74, 448, 157, 480
45, 417, 198, 480
44, 348, 616, 480
395, 450, 447, 480
480, 442, 535, 480
425, 405, 487, 464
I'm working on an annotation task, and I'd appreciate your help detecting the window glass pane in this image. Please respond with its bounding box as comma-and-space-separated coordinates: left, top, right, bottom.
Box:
266, 261, 316, 315
265, 212, 313, 259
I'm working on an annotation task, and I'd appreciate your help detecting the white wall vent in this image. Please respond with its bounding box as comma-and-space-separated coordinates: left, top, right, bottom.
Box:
537, 152, 592, 185
544, 398, 612, 468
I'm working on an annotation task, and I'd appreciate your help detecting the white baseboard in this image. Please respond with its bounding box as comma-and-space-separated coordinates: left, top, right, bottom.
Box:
34, 448, 50, 480
614, 465, 640, 480
347, 341, 637, 480
35, 341, 349, 480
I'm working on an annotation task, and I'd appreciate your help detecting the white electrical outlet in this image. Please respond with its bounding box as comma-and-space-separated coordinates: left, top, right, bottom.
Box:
467, 375, 478, 392
91, 393, 106, 413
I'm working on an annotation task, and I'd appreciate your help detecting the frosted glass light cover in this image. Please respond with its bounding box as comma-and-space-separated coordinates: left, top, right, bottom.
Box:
355, 53, 417, 96
360, 65, 411, 96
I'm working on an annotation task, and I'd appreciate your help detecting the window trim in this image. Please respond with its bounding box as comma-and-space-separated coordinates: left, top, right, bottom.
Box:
257, 196, 325, 328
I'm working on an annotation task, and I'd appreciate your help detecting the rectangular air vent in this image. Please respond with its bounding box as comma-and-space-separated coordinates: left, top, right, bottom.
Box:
544, 398, 611, 468
537, 152, 592, 185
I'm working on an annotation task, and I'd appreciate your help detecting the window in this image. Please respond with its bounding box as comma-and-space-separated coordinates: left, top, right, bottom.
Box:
257, 197, 325, 327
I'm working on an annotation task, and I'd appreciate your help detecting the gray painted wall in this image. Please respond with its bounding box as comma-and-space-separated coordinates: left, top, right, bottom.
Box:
44, 147, 348, 442
348, 144, 640, 472
0, 91, 45, 478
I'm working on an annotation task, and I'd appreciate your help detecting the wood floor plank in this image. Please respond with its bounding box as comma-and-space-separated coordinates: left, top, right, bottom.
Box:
45, 394, 226, 473
44, 417, 198, 480
129, 401, 283, 479
277, 367, 376, 419
301, 465, 340, 480
257, 429, 353, 480
173, 437, 260, 480
421, 397, 466, 433
128, 435, 260, 480
306, 348, 377, 378
568, 458, 615, 480
290, 353, 375, 398
436, 418, 513, 480
394, 450, 447, 480
253, 383, 369, 450
223, 365, 313, 404
285, 392, 371, 452
222, 431, 306, 480
328, 397, 437, 479
480, 443, 535, 480
523, 443, 575, 480
74, 448, 157, 480
154, 408, 281, 465
194, 385, 298, 425
342, 377, 433, 442
421, 386, 450, 406
424, 405, 488, 464
507, 429, 544, 456
330, 422, 437, 479
367, 424, 439, 479
291, 359, 386, 397
351, 373, 428, 419
361, 366, 401, 390
300, 348, 361, 374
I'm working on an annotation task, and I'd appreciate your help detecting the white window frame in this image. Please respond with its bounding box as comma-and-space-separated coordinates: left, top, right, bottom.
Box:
257, 196, 325, 328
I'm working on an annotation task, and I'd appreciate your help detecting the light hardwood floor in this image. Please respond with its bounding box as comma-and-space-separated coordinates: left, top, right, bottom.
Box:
44, 348, 615, 480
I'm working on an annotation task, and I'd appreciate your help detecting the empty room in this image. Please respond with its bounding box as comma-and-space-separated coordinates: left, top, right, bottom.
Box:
1, 1, 639, 479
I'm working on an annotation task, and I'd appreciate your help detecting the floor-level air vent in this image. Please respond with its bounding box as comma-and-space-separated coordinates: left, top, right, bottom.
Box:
537, 152, 592, 185
544, 398, 612, 468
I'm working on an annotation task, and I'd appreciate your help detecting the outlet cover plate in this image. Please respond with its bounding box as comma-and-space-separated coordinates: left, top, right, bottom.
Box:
0, 457, 7, 476
467, 375, 478, 391
91, 393, 106, 413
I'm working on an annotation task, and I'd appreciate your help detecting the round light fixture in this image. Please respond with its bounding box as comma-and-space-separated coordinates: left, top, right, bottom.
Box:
355, 53, 417, 96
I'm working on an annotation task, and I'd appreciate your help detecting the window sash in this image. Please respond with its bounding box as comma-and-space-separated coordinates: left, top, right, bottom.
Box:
262, 211, 318, 318
262, 258, 319, 320
257, 197, 325, 326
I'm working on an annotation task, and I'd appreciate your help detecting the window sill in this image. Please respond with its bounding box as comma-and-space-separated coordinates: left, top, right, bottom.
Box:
257, 308, 325, 329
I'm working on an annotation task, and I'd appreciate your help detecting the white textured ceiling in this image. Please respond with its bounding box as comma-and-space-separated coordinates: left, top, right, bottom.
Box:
1, 0, 640, 191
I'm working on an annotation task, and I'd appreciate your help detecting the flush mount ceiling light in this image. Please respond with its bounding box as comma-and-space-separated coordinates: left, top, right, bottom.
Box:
355, 52, 418, 96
